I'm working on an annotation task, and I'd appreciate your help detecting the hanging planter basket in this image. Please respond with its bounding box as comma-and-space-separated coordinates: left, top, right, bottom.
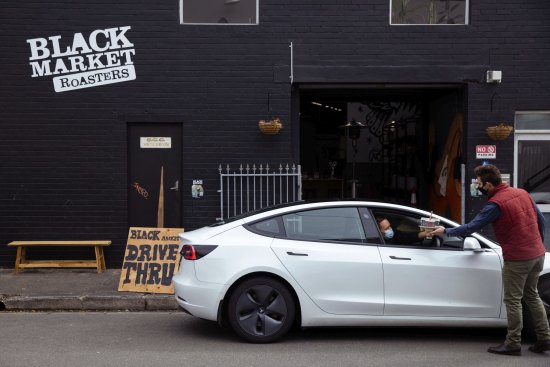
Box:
486, 124, 513, 140
259, 117, 283, 135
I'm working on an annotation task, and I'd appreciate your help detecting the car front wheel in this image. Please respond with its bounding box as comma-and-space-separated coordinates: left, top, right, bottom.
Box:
227, 276, 295, 343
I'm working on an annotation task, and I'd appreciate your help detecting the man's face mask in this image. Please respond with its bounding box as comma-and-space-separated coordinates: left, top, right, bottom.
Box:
478, 181, 488, 195
384, 227, 395, 239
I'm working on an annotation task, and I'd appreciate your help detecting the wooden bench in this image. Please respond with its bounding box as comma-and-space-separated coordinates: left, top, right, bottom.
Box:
7, 240, 111, 274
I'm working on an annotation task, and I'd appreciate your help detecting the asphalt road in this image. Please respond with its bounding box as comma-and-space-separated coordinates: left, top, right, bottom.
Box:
0, 312, 548, 367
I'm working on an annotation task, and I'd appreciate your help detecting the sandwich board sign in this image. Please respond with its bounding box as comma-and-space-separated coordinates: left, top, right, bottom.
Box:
118, 227, 183, 294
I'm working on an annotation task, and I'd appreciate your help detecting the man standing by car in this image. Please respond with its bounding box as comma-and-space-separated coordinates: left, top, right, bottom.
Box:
432, 164, 550, 356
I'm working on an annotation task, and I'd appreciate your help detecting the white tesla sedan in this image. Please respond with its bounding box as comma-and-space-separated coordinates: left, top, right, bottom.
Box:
172, 201, 550, 343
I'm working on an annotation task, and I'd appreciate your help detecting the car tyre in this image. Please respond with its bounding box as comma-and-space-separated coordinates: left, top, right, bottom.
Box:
227, 276, 295, 343
523, 276, 550, 340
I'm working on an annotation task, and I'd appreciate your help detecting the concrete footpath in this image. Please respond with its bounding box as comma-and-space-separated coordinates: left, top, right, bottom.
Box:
0, 268, 178, 312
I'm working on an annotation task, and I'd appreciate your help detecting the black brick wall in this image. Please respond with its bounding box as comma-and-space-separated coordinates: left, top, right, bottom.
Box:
1, 1, 549, 267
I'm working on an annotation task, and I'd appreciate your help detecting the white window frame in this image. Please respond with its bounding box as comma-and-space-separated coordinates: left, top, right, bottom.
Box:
179, 0, 259, 25
390, 0, 469, 25
513, 111, 550, 216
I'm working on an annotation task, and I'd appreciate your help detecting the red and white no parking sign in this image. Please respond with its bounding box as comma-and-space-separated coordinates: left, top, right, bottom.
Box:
476, 145, 497, 159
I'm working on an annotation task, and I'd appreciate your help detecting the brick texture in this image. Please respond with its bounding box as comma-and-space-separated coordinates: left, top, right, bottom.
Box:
1, 1, 549, 267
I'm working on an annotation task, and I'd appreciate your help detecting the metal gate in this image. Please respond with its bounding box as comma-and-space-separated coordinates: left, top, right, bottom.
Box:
218, 163, 302, 220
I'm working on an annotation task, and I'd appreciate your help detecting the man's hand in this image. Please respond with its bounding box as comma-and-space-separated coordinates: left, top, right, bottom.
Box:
431, 226, 446, 236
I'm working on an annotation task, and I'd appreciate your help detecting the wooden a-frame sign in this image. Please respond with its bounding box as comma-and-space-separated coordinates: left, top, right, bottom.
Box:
118, 227, 183, 294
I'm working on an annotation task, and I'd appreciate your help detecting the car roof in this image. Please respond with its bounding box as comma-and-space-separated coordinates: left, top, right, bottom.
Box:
237, 200, 450, 224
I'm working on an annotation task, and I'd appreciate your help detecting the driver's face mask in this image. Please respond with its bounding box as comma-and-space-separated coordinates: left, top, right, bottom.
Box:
384, 227, 395, 240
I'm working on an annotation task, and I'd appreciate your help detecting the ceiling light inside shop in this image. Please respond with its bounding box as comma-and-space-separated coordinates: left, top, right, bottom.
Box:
310, 101, 342, 112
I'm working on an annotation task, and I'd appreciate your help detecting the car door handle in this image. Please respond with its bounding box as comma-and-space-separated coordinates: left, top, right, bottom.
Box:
287, 251, 308, 256
389, 256, 411, 260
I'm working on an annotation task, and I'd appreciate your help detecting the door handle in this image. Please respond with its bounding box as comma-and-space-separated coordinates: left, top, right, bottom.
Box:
287, 251, 308, 256
170, 180, 179, 191
389, 256, 411, 260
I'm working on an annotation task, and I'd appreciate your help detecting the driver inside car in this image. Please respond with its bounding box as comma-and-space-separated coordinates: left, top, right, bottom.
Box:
377, 217, 431, 245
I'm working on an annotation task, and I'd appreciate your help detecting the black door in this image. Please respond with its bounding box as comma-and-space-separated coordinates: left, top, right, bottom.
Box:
128, 123, 182, 228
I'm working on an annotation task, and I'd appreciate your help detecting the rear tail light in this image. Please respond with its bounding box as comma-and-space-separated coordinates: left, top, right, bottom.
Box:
180, 244, 218, 260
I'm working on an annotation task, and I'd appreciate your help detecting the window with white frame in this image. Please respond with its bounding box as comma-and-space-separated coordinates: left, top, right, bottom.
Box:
390, 0, 469, 25
180, 0, 258, 25
514, 111, 550, 251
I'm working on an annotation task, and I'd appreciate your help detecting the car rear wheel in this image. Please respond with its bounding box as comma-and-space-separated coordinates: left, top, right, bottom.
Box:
227, 276, 295, 343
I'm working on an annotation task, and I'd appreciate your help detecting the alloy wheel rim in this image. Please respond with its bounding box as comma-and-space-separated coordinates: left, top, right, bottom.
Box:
234, 284, 287, 336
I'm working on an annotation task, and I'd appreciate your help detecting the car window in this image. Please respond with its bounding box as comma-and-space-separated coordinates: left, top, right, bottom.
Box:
247, 217, 284, 237
372, 210, 470, 249
282, 207, 366, 243
372, 210, 435, 248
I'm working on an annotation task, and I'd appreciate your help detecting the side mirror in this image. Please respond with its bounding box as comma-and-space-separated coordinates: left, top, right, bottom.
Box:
463, 237, 484, 252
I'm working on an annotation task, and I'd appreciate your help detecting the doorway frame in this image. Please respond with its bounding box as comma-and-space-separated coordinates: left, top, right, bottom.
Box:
293, 83, 467, 212
126, 118, 186, 228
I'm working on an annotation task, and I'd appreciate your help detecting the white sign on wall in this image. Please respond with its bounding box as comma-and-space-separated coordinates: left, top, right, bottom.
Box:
27, 26, 136, 92
476, 145, 497, 159
140, 137, 172, 149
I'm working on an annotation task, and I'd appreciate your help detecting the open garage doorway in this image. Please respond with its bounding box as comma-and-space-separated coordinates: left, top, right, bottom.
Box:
298, 84, 466, 222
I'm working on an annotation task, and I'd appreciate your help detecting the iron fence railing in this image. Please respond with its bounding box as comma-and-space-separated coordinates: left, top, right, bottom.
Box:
218, 163, 302, 220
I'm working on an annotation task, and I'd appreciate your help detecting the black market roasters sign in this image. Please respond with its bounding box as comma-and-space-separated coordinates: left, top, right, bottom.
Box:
27, 26, 136, 92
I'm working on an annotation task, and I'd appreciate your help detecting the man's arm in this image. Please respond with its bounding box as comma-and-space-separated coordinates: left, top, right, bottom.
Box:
393, 230, 426, 245
434, 203, 500, 237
